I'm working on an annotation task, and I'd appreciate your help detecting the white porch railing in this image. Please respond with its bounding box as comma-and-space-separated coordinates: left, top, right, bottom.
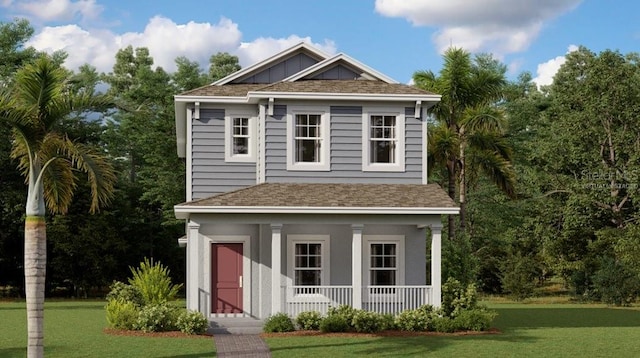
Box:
283, 285, 431, 316
284, 286, 352, 316
364, 286, 432, 315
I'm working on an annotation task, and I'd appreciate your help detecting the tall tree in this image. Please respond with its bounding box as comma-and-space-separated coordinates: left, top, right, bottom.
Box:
414, 48, 515, 240
209, 52, 240, 81
0, 57, 116, 358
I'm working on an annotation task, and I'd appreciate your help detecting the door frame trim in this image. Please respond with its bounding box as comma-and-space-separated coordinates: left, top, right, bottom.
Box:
207, 235, 251, 317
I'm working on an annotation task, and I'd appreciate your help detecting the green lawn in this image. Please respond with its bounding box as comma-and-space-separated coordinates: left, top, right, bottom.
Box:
266, 304, 640, 357
0, 300, 214, 358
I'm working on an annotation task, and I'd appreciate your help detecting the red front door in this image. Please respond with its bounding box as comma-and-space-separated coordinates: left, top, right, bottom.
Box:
211, 243, 243, 313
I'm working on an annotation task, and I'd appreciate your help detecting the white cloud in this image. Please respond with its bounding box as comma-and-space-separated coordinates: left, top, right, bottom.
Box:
237, 35, 336, 66
3, 0, 103, 22
26, 16, 336, 76
375, 0, 581, 56
533, 45, 579, 87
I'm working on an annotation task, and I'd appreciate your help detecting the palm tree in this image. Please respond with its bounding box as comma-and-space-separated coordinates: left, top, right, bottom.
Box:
0, 57, 116, 358
415, 48, 515, 240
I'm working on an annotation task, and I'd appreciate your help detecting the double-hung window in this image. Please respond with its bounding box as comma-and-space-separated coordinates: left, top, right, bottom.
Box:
362, 108, 405, 172
287, 235, 330, 298
225, 111, 256, 162
287, 106, 330, 171
364, 235, 404, 297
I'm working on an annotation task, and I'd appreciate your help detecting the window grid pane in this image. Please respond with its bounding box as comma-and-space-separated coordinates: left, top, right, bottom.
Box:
294, 243, 323, 286
294, 114, 322, 163
370, 115, 396, 164
370, 243, 397, 286
232, 117, 249, 155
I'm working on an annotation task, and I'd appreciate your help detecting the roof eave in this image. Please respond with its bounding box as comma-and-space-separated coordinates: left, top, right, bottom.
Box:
248, 91, 442, 102
174, 205, 460, 219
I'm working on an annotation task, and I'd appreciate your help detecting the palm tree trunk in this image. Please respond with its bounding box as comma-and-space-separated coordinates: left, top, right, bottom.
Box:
447, 159, 457, 241
459, 134, 467, 235
25, 215, 46, 358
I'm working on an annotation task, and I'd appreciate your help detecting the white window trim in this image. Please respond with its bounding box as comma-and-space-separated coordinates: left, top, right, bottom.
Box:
225, 111, 257, 162
363, 235, 405, 302
286, 105, 330, 171
362, 107, 405, 172
286, 235, 330, 302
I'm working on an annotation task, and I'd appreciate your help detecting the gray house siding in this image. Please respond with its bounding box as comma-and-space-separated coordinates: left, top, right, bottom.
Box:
264, 104, 424, 183
191, 108, 256, 199
238, 53, 319, 84
311, 64, 360, 80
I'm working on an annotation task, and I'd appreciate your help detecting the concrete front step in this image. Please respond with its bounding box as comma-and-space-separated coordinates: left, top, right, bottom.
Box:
209, 317, 264, 335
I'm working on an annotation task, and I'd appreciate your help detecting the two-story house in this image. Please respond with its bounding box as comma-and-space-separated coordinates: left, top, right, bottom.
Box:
173, 43, 459, 320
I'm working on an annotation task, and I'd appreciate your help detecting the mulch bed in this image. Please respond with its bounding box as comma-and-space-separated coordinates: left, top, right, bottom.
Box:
261, 328, 501, 338
103, 328, 212, 338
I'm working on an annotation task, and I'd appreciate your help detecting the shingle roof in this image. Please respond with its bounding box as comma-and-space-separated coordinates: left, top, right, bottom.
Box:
180, 183, 456, 208
179, 80, 436, 97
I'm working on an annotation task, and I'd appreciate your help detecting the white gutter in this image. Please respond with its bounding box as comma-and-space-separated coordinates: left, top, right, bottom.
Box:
174, 205, 460, 219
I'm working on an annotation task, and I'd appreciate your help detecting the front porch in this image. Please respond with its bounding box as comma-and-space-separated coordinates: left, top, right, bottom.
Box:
283, 285, 433, 316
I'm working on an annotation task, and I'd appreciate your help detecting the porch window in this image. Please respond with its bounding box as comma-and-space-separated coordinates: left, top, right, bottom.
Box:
287, 235, 330, 298
362, 107, 405, 172
370, 243, 397, 286
286, 106, 330, 171
364, 235, 405, 298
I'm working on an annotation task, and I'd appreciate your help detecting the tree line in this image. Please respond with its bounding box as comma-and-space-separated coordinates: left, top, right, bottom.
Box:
2, 18, 640, 306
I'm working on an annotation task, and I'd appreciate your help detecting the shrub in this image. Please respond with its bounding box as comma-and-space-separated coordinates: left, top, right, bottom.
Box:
432, 315, 457, 333
129, 258, 182, 305
106, 281, 144, 307
134, 303, 180, 332
105, 299, 139, 330
379, 314, 396, 331
296, 311, 322, 331
176, 309, 209, 334
263, 313, 295, 333
319, 314, 349, 333
441, 278, 479, 318
500, 253, 539, 301
395, 308, 431, 331
593, 257, 640, 306
327, 305, 357, 330
453, 308, 497, 331
352, 310, 384, 333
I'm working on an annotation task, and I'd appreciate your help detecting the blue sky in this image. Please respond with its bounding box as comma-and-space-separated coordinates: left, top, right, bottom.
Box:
1, 0, 639, 86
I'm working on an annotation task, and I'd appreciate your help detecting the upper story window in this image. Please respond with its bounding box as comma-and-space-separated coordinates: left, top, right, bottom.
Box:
287, 106, 330, 171
362, 107, 405, 172
225, 111, 257, 162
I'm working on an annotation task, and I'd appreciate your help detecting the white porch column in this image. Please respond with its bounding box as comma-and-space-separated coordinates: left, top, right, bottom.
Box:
187, 221, 201, 312
430, 224, 443, 307
271, 223, 283, 315
352, 224, 364, 309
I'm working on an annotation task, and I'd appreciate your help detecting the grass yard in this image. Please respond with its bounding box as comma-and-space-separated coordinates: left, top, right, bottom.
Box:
0, 300, 214, 358
265, 303, 640, 357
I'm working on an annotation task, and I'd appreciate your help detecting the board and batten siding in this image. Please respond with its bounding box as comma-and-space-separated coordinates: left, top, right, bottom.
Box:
264, 105, 424, 183
238, 53, 319, 84
191, 108, 256, 199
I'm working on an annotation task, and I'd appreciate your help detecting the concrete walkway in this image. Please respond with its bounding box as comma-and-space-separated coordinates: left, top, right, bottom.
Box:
213, 334, 271, 357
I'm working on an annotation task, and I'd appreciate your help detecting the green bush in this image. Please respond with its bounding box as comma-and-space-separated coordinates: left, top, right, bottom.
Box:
176, 309, 209, 334
134, 303, 180, 332
395, 308, 431, 331
379, 314, 396, 331
296, 311, 322, 331
319, 314, 349, 333
129, 258, 182, 305
105, 299, 139, 330
453, 308, 497, 331
432, 315, 457, 333
593, 257, 640, 306
327, 305, 357, 330
441, 278, 479, 318
263, 313, 295, 333
106, 281, 144, 307
500, 253, 539, 301
352, 310, 384, 333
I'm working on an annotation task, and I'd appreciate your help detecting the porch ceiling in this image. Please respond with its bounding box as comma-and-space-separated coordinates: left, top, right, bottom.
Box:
175, 183, 459, 218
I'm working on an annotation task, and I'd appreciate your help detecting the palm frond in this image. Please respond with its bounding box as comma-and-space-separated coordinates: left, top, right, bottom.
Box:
470, 149, 517, 198
63, 139, 116, 213
468, 131, 513, 163
427, 123, 459, 172
462, 106, 506, 134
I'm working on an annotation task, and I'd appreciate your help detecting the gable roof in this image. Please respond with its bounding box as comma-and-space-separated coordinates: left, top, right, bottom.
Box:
212, 42, 329, 85
175, 183, 458, 218
282, 53, 398, 83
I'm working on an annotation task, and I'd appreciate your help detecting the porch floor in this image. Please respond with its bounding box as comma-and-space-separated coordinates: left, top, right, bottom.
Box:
209, 316, 264, 335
